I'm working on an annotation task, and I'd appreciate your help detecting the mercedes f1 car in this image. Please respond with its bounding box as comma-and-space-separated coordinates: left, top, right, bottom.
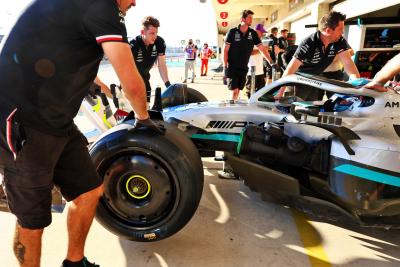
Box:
2, 73, 399, 242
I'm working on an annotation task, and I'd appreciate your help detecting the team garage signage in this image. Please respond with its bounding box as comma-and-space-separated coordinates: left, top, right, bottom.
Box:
218, 0, 229, 27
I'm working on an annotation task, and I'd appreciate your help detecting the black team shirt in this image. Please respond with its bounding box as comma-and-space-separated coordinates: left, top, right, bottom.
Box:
293, 31, 350, 75
225, 25, 262, 71
129, 36, 166, 81
0, 0, 128, 136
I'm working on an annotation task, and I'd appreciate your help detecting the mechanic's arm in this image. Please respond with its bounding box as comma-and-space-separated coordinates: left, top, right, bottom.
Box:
223, 43, 230, 68
102, 42, 148, 120
365, 53, 400, 92
338, 50, 360, 80
94, 76, 112, 98
275, 58, 303, 98
273, 44, 279, 61
256, 44, 273, 65
157, 54, 170, 87
251, 47, 259, 55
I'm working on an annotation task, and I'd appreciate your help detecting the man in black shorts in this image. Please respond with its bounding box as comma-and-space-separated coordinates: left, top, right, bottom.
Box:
130, 16, 171, 105
277, 11, 360, 100
224, 9, 273, 100
0, 0, 161, 266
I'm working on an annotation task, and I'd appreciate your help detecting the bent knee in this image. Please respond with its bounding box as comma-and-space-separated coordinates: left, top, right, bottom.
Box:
74, 184, 104, 204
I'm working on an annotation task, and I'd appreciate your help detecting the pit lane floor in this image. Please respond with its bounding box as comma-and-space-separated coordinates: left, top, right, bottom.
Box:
1, 63, 400, 267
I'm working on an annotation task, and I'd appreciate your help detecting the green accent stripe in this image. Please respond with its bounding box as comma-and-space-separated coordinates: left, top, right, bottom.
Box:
334, 164, 400, 187
237, 130, 245, 154
191, 133, 240, 143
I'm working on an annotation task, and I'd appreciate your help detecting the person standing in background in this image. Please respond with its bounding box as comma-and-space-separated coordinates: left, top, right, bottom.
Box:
264, 27, 279, 84
223, 9, 273, 100
183, 39, 197, 83
200, 43, 213, 76
276, 29, 289, 71
245, 23, 267, 98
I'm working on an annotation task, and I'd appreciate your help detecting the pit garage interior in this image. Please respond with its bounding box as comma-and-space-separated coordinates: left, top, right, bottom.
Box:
1, 1, 400, 267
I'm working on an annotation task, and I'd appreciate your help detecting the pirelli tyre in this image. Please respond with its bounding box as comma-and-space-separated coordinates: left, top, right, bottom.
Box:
161, 83, 207, 108
90, 120, 204, 241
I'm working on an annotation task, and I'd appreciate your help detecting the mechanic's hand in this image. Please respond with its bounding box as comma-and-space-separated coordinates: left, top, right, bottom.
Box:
223, 66, 229, 85
274, 87, 285, 100
129, 118, 166, 135
364, 81, 388, 92
271, 63, 280, 71
223, 66, 229, 77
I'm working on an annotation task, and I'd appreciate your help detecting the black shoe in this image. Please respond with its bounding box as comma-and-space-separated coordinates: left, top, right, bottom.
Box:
62, 257, 99, 267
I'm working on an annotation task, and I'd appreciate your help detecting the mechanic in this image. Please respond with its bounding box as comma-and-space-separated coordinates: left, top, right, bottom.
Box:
264, 27, 279, 84
0, 0, 163, 267
276, 29, 289, 71
130, 16, 171, 105
276, 11, 360, 100
365, 53, 400, 92
223, 9, 274, 100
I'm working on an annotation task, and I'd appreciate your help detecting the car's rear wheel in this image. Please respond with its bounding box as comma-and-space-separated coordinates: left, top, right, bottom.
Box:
162, 83, 207, 108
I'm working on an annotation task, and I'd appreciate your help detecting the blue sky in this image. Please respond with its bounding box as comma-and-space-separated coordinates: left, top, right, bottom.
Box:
0, 0, 218, 47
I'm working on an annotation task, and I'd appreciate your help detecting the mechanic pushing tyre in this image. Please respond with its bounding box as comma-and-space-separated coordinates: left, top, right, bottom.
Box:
90, 120, 204, 241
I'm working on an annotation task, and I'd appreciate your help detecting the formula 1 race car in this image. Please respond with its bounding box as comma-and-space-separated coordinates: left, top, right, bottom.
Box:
2, 74, 399, 242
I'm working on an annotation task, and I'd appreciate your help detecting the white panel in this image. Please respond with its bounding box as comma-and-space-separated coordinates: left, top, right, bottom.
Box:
289, 15, 317, 45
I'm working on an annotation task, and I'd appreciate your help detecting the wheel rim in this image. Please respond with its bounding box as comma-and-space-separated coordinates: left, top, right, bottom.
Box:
100, 148, 180, 230
125, 175, 151, 199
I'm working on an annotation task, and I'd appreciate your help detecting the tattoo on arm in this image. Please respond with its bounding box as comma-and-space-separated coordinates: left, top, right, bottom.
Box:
13, 224, 25, 265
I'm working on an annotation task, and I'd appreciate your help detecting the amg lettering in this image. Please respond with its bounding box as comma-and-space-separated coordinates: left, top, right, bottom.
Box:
385, 102, 400, 108
230, 121, 247, 129
297, 77, 322, 87
206, 121, 254, 129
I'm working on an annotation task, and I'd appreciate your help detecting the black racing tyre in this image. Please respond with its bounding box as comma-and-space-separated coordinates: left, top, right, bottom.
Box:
161, 83, 207, 108
90, 121, 204, 241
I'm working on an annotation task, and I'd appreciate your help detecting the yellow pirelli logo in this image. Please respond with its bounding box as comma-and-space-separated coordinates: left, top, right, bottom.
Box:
144, 233, 157, 240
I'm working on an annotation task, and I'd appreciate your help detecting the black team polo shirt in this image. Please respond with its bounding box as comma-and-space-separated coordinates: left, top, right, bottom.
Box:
294, 31, 350, 75
225, 25, 262, 72
129, 35, 166, 81
0, 0, 128, 136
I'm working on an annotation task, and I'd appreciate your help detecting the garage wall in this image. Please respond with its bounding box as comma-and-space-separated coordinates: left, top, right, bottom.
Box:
290, 15, 317, 44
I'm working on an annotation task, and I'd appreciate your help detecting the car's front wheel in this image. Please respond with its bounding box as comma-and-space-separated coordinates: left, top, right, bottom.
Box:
90, 122, 203, 241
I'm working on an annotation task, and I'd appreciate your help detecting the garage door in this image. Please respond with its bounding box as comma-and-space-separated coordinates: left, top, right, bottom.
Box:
290, 15, 317, 45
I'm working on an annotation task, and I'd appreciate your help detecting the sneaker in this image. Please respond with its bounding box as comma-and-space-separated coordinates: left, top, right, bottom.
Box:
217, 169, 238, 180
62, 257, 99, 267
182, 79, 187, 83
191, 78, 195, 83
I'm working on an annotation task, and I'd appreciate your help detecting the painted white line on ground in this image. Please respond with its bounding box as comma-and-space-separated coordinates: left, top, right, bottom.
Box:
209, 183, 230, 224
